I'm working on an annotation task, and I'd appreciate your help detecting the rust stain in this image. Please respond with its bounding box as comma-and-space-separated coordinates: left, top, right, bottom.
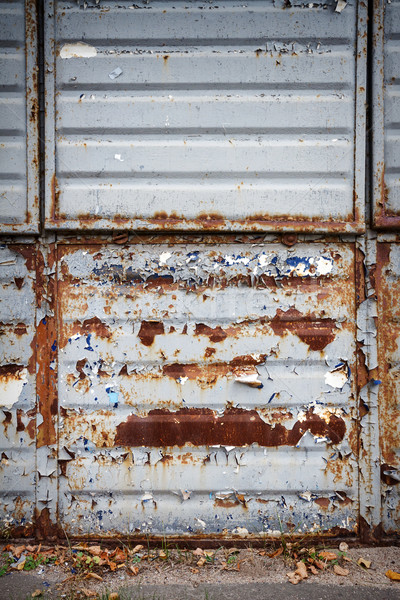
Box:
138, 321, 165, 346
50, 174, 60, 221
270, 307, 337, 351
35, 507, 59, 540
36, 316, 57, 448
195, 323, 228, 343
115, 407, 345, 448
62, 316, 112, 348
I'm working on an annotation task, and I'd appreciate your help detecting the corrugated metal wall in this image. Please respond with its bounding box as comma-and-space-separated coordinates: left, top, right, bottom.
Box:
0, 0, 39, 233
0, 0, 399, 542
44, 0, 366, 232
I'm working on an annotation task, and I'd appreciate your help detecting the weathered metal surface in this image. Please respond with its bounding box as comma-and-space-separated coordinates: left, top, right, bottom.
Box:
0, 0, 39, 233
0, 244, 36, 536
44, 0, 366, 233
373, 0, 400, 229
376, 242, 400, 535
55, 240, 358, 537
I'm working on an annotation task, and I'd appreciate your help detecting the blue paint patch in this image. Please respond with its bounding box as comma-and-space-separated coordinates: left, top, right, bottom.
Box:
372, 379, 382, 385
106, 387, 119, 405
51, 340, 57, 352
41, 317, 47, 325
268, 393, 276, 403
84, 334, 94, 351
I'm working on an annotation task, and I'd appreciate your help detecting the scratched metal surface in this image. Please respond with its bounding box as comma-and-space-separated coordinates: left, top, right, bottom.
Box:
44, 0, 366, 233
377, 242, 400, 534
0, 0, 39, 233
56, 241, 358, 536
0, 244, 36, 536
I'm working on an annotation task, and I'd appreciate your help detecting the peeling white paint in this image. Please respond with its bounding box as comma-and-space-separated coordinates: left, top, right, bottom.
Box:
335, 0, 347, 13
234, 372, 262, 388
232, 527, 249, 537
159, 252, 172, 266
325, 363, 349, 389
0, 368, 27, 408
60, 42, 97, 59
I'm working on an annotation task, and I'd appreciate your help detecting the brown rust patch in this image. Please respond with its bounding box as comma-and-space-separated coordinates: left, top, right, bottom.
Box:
35, 507, 59, 540
138, 321, 165, 346
14, 277, 24, 289
0, 364, 25, 377
195, 323, 227, 343
314, 497, 330, 510
115, 407, 345, 448
270, 307, 337, 351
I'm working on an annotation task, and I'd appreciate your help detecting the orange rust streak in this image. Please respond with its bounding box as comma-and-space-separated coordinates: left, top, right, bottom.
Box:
36, 317, 57, 447
115, 407, 345, 448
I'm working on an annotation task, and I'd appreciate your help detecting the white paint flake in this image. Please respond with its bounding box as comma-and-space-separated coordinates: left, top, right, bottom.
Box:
0, 368, 28, 408
325, 363, 349, 389
159, 252, 172, 266
108, 67, 123, 80
60, 42, 97, 59
335, 0, 347, 12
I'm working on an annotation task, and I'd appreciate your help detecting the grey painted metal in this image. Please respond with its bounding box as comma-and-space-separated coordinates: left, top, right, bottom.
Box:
44, 0, 366, 233
373, 0, 400, 228
56, 240, 358, 536
0, 1, 39, 234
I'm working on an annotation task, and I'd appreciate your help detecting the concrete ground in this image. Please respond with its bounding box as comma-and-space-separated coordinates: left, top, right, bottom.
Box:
1, 574, 400, 600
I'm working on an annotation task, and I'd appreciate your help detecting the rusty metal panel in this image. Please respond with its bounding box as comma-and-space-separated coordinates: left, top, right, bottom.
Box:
45, 0, 366, 233
373, 1, 400, 229
0, 244, 36, 536
0, 1, 39, 233
56, 240, 358, 537
377, 242, 400, 534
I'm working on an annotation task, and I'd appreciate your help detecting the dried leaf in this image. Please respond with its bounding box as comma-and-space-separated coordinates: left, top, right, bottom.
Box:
295, 561, 308, 580
158, 550, 167, 559
85, 572, 103, 581
108, 561, 117, 571
13, 546, 26, 559
339, 542, 349, 553
128, 565, 139, 576
190, 567, 199, 574
386, 570, 400, 581
318, 551, 337, 561
357, 557, 371, 569
26, 546, 37, 553
309, 565, 319, 575
81, 590, 96, 598
31, 591, 43, 598
287, 571, 302, 585
130, 545, 144, 555
88, 545, 102, 556
197, 557, 206, 567
314, 559, 326, 570
343, 555, 352, 562
109, 594, 120, 600
227, 548, 239, 555
193, 548, 204, 557
204, 551, 214, 558
268, 547, 283, 558
334, 564, 349, 577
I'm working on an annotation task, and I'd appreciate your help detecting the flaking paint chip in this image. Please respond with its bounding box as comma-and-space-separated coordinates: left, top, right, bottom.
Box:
108, 67, 123, 80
